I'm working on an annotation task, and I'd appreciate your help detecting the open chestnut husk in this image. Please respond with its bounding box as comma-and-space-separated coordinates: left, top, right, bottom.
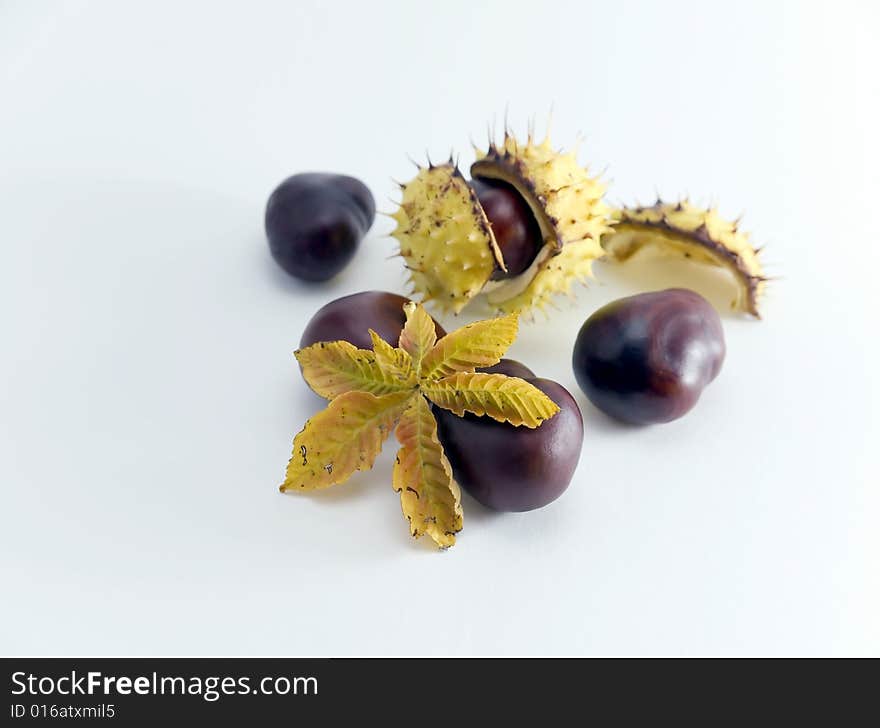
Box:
391, 131, 610, 315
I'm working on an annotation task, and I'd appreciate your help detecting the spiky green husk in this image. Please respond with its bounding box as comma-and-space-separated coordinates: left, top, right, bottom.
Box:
601, 201, 767, 317
473, 132, 611, 310
391, 163, 502, 314
391, 132, 611, 316
485, 238, 604, 314
471, 133, 611, 252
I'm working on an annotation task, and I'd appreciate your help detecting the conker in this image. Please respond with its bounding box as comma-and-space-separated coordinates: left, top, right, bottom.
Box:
470, 178, 542, 280
572, 288, 725, 425
477, 358, 536, 379
265, 173, 375, 282
299, 291, 446, 351
435, 378, 583, 512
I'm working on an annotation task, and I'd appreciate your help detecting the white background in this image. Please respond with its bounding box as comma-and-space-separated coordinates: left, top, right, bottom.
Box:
1, 0, 878, 656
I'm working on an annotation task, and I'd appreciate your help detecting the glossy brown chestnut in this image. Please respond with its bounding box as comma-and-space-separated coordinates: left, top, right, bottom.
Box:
434, 378, 583, 512
266, 173, 375, 282
477, 358, 536, 379
299, 291, 446, 350
470, 178, 542, 280
572, 288, 725, 425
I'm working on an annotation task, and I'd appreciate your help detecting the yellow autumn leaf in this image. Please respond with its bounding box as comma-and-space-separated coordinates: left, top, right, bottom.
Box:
295, 341, 414, 400
368, 330, 416, 386
281, 390, 414, 491
422, 372, 560, 428
280, 300, 568, 549
420, 312, 519, 380
398, 301, 437, 370
392, 394, 463, 548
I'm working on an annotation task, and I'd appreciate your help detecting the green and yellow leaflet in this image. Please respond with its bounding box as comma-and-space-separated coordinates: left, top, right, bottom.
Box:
280, 302, 560, 548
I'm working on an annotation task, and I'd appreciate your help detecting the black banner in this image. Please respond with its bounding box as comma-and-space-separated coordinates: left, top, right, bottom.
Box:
3, 657, 874, 724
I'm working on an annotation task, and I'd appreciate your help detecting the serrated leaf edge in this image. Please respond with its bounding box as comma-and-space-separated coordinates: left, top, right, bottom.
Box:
422, 372, 560, 428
